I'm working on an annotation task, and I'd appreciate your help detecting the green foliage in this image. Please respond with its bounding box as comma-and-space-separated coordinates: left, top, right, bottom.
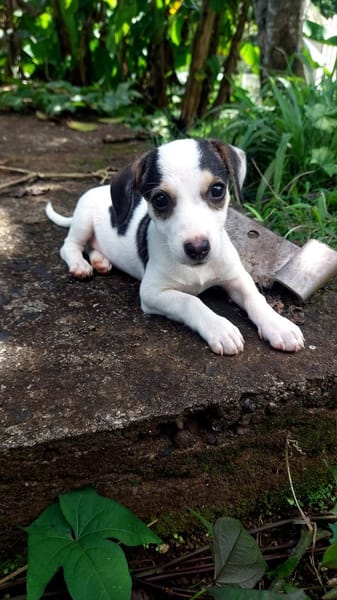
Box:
190, 513, 310, 599
0, 80, 139, 116
0, 0, 255, 128
25, 486, 161, 600
194, 74, 337, 248
213, 518, 266, 588
311, 0, 337, 19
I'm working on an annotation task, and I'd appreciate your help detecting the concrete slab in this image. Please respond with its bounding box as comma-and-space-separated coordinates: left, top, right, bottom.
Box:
0, 115, 337, 555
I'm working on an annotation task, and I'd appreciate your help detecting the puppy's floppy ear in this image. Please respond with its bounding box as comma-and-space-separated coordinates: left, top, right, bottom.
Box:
133, 150, 153, 191
210, 139, 246, 204
109, 150, 152, 233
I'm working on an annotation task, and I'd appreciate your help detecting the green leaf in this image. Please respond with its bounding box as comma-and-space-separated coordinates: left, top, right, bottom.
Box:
240, 42, 260, 75
322, 539, 337, 569
63, 534, 131, 600
273, 133, 291, 194
310, 147, 334, 167
26, 503, 74, 600
59, 486, 162, 546
26, 487, 161, 600
213, 517, 266, 588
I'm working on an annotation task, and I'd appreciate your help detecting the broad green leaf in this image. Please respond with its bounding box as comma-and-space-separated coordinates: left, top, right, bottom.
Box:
64, 534, 131, 600
322, 539, 337, 568
59, 487, 162, 546
210, 587, 310, 599
213, 517, 266, 588
310, 147, 335, 167
27, 488, 161, 600
168, 14, 184, 46
240, 42, 260, 74
26, 503, 74, 600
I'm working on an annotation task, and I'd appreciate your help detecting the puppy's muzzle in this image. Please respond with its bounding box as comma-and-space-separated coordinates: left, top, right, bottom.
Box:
184, 238, 210, 262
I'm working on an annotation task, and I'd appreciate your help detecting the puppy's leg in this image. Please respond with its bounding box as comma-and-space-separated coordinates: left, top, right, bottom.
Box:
59, 197, 96, 279
225, 271, 304, 352
140, 286, 244, 355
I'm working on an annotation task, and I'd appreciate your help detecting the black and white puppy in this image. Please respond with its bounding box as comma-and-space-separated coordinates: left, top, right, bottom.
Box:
46, 138, 304, 355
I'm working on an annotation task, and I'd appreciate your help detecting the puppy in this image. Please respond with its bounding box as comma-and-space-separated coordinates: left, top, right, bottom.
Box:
46, 138, 304, 355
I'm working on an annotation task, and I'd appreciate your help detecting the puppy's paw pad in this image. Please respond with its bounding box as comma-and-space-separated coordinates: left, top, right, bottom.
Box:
90, 255, 112, 274
69, 261, 93, 279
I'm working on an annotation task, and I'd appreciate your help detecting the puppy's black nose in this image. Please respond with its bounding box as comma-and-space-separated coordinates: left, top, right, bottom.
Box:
184, 239, 210, 261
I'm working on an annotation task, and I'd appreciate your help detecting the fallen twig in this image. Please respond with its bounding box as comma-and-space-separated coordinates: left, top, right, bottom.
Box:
0, 564, 27, 587
0, 164, 118, 191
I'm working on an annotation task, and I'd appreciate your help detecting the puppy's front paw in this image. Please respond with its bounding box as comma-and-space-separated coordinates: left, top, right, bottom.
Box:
207, 317, 245, 356
69, 259, 93, 279
258, 314, 304, 352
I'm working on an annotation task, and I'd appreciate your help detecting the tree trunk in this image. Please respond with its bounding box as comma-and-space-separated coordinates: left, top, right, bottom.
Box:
252, 0, 305, 81
179, 0, 216, 130
213, 0, 250, 109
196, 8, 224, 119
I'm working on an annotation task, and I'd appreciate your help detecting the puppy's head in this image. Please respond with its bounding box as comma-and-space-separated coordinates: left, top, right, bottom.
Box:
112, 138, 246, 265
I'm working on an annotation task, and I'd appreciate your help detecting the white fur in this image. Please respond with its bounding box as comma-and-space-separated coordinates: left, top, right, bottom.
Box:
46, 139, 304, 355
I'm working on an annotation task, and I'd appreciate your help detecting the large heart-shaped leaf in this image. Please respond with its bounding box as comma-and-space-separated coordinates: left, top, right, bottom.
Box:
26, 503, 74, 600
63, 534, 131, 600
26, 487, 161, 600
213, 517, 266, 588
59, 486, 161, 546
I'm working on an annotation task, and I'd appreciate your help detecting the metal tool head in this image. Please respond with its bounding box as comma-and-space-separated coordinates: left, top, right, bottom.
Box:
274, 239, 337, 301
226, 208, 337, 300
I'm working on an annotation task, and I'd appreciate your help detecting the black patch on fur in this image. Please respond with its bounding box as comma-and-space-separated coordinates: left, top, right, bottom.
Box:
138, 149, 162, 199
198, 139, 230, 181
137, 214, 150, 266
110, 165, 143, 235
206, 139, 244, 204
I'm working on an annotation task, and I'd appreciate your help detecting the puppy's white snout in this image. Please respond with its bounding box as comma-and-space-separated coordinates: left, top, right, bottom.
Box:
184, 238, 210, 262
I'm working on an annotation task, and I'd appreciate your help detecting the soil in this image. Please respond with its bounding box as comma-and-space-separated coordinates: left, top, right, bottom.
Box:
1, 113, 337, 599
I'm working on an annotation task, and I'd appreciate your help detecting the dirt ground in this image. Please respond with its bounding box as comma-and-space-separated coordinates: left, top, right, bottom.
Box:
1, 113, 337, 562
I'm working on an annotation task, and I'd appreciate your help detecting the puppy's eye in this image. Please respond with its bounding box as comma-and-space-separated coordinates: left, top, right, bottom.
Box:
151, 191, 170, 212
209, 182, 226, 201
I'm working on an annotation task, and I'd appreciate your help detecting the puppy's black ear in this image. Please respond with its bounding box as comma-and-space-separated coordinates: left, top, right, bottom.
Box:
210, 139, 246, 204
109, 150, 153, 234
133, 148, 160, 198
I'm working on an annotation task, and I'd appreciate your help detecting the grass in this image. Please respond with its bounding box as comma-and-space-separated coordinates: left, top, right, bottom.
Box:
192, 75, 337, 248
